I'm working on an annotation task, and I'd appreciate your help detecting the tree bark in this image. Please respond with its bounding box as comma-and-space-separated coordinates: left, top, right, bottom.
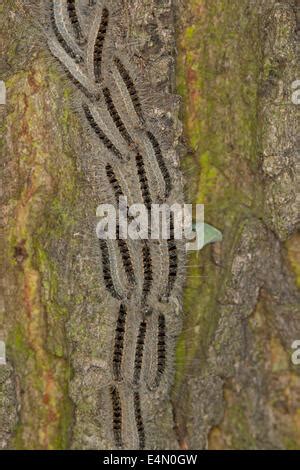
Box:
0, 0, 299, 450
174, 0, 300, 450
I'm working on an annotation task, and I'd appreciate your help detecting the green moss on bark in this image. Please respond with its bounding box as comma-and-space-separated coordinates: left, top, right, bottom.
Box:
175, 0, 263, 387
1, 55, 81, 449
174, 0, 299, 450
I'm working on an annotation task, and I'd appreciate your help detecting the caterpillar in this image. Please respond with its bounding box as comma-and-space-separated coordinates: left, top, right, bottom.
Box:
116, 223, 136, 286
105, 163, 123, 200
113, 57, 144, 123
66, 0, 85, 44
135, 152, 152, 211
133, 320, 147, 385
110, 385, 123, 448
154, 313, 167, 388
113, 304, 127, 381
49, 0, 82, 61
94, 7, 109, 82
99, 239, 121, 300
42, 0, 185, 450
165, 213, 178, 301
142, 242, 153, 308
147, 131, 172, 199
103, 87, 134, 146
133, 391, 145, 450
82, 103, 123, 159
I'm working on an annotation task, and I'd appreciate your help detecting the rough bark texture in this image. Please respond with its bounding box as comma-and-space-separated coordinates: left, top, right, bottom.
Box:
0, 0, 299, 450
174, 0, 300, 450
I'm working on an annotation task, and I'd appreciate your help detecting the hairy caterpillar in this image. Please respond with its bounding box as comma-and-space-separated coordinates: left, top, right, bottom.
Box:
135, 152, 152, 211
103, 87, 134, 146
113, 304, 127, 381
110, 385, 123, 448
165, 213, 178, 301
113, 57, 145, 123
116, 224, 136, 286
133, 320, 147, 385
154, 313, 167, 388
82, 102, 123, 159
50, 0, 83, 60
94, 7, 109, 82
99, 239, 121, 300
147, 131, 172, 199
41, 0, 185, 450
141, 242, 153, 309
133, 391, 145, 450
66, 0, 85, 44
